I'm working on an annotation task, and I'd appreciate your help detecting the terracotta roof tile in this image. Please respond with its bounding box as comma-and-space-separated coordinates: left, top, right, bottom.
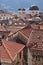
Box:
0, 39, 25, 61
19, 27, 32, 38
28, 29, 43, 52
0, 45, 11, 60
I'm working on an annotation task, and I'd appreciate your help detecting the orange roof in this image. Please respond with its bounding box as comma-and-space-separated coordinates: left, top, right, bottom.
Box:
0, 45, 10, 60
20, 27, 32, 38
28, 29, 43, 52
0, 39, 25, 61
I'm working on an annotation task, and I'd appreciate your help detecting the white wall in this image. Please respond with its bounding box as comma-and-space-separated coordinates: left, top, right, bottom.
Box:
29, 10, 39, 16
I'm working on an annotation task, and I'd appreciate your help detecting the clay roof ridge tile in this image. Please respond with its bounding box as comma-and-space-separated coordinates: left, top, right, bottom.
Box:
2, 40, 14, 61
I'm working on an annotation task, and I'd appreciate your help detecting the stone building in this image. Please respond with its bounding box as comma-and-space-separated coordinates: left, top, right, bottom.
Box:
18, 9, 25, 15
29, 5, 39, 16
0, 26, 10, 39
0, 10, 14, 20
8, 25, 32, 65
7, 23, 43, 65
28, 29, 43, 65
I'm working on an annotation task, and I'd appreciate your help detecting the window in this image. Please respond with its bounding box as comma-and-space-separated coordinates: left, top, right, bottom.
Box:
32, 11, 34, 13
0, 38, 2, 46
36, 56, 40, 61
36, 11, 38, 14
9, 21, 12, 25
36, 56, 37, 60
32, 55, 40, 61
19, 52, 21, 59
32, 55, 35, 59
17, 52, 21, 60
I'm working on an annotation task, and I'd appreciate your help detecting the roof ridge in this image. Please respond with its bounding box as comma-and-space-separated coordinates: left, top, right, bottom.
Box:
2, 39, 25, 61
27, 30, 33, 43
2, 40, 15, 61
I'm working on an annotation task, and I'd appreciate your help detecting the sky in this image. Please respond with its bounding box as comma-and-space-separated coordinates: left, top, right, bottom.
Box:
0, 0, 43, 13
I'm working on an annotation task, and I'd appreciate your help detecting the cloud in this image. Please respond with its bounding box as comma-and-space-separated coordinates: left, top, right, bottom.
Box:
0, 3, 11, 10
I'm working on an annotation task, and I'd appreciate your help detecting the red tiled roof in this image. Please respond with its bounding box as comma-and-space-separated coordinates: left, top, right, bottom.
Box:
30, 42, 43, 52
0, 39, 25, 61
19, 27, 32, 38
0, 45, 10, 60
28, 29, 43, 52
